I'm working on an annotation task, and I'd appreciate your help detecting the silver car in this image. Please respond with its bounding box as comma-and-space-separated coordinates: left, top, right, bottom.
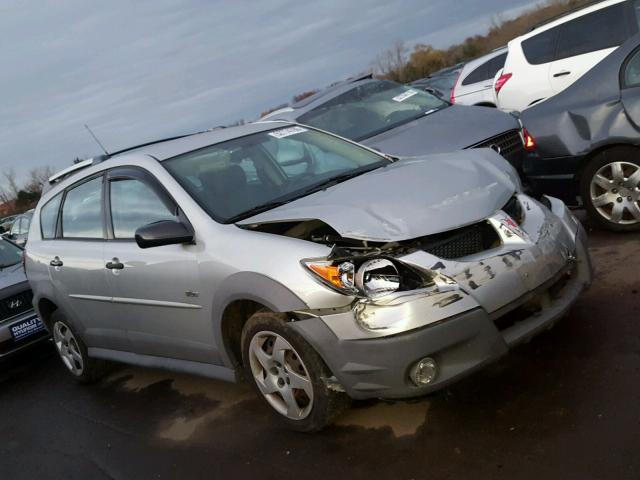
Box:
26, 122, 591, 431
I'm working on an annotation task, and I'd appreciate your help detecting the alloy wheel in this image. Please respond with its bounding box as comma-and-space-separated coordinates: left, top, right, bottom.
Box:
53, 322, 84, 376
248, 331, 314, 420
589, 161, 640, 225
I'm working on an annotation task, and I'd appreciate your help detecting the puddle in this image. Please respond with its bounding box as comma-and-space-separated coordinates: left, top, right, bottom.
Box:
109, 367, 253, 441
336, 400, 430, 437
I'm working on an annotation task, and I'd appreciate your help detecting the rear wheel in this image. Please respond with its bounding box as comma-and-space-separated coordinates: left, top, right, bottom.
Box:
241, 310, 349, 431
581, 150, 640, 232
51, 311, 110, 383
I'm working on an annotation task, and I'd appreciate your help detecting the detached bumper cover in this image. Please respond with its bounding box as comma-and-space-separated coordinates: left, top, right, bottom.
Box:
291, 197, 592, 400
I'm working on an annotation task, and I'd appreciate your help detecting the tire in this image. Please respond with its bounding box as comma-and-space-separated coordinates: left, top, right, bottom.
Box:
580, 148, 640, 232
50, 310, 111, 384
241, 310, 350, 432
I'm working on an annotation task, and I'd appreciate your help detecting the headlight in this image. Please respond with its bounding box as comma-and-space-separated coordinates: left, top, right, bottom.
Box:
355, 258, 400, 298
302, 256, 426, 298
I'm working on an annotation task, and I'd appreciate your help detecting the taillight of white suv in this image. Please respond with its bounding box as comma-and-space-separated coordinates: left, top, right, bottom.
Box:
495, 73, 513, 95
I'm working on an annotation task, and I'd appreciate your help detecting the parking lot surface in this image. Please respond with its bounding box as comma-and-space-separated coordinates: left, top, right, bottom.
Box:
1, 218, 639, 480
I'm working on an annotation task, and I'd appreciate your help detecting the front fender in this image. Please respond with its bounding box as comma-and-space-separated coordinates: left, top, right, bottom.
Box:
211, 272, 309, 367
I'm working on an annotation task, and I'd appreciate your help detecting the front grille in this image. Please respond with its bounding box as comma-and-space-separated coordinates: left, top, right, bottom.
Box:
419, 221, 500, 260
471, 129, 524, 167
0, 290, 33, 323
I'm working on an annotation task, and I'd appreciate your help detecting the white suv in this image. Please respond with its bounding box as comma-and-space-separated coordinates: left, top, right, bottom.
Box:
496, 0, 639, 112
451, 48, 507, 107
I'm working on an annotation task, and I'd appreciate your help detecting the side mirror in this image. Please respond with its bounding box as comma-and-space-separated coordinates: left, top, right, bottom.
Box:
134, 220, 194, 249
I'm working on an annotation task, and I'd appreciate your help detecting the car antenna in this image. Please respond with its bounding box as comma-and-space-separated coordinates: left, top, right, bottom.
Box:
84, 124, 110, 156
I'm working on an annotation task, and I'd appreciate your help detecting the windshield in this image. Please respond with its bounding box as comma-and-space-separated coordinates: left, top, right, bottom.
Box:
298, 80, 447, 141
163, 126, 388, 223
0, 238, 22, 268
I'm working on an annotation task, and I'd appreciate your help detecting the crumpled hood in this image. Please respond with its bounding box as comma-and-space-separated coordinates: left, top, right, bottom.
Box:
0, 263, 27, 291
362, 105, 519, 157
239, 149, 517, 242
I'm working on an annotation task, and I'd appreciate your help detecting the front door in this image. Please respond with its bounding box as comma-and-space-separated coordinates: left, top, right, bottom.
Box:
103, 167, 214, 364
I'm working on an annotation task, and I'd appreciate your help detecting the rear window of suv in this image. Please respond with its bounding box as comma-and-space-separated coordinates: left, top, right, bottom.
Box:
522, 2, 631, 65
555, 2, 629, 60
522, 28, 558, 65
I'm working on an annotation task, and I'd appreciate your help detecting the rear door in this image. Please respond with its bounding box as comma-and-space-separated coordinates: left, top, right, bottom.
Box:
102, 167, 212, 363
549, 2, 633, 95
44, 174, 122, 349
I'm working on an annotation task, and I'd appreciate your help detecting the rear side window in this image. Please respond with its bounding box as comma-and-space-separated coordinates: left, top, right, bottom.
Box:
62, 176, 104, 239
109, 178, 176, 239
623, 48, 640, 87
522, 28, 558, 65
40, 193, 62, 239
461, 63, 489, 86
487, 52, 507, 77
555, 3, 628, 60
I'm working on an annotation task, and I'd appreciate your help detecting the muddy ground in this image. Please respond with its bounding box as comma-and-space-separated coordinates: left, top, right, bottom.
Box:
1, 218, 638, 479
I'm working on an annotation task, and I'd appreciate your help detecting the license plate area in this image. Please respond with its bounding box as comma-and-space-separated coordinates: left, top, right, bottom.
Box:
10, 316, 45, 341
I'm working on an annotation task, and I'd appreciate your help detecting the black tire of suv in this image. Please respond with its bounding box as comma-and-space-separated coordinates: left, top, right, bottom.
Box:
240, 310, 350, 432
50, 310, 111, 384
580, 148, 640, 232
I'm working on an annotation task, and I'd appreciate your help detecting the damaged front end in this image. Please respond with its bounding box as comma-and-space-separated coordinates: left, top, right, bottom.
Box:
243, 193, 592, 400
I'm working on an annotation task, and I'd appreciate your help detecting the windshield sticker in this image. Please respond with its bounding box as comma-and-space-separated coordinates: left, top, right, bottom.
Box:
392, 89, 419, 102
268, 126, 308, 139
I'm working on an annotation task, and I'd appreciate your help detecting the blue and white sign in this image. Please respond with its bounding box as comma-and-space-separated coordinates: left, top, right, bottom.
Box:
10, 317, 44, 341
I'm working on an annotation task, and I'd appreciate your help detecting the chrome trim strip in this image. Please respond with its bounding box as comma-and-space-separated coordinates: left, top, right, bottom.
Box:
69, 294, 201, 309
112, 297, 202, 309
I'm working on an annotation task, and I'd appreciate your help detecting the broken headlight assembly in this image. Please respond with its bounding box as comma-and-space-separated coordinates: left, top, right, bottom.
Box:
301, 256, 431, 299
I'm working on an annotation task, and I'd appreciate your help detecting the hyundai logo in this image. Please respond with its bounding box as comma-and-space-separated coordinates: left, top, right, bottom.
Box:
8, 299, 22, 309
489, 144, 502, 155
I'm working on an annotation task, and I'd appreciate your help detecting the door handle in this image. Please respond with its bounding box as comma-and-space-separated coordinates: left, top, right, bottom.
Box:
553, 71, 571, 78
106, 258, 124, 270
50, 256, 63, 267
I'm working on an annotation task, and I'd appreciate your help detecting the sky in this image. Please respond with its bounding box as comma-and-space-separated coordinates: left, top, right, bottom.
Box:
0, 0, 540, 184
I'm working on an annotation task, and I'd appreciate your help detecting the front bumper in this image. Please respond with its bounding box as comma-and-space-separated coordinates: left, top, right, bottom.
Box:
291, 196, 592, 400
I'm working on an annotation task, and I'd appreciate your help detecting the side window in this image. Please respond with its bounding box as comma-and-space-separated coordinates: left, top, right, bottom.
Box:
40, 193, 62, 239
19, 216, 31, 234
522, 27, 559, 65
555, 3, 628, 60
10, 218, 21, 236
623, 48, 640, 88
461, 63, 489, 86
487, 53, 507, 78
62, 176, 104, 239
110, 178, 176, 239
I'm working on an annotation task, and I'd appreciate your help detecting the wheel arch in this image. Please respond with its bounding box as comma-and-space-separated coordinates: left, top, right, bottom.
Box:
36, 296, 59, 331
576, 143, 640, 185
212, 272, 309, 369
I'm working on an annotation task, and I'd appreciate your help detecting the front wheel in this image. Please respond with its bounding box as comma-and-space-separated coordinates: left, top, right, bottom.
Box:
241, 310, 349, 432
581, 150, 640, 232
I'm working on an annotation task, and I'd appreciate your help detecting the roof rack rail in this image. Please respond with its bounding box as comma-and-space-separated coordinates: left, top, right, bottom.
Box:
530, 0, 604, 31
47, 155, 110, 185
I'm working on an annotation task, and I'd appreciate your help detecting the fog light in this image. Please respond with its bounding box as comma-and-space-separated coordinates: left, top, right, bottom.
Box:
410, 357, 438, 386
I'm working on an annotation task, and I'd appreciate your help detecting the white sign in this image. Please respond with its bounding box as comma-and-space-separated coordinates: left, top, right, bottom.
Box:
268, 126, 308, 139
392, 89, 419, 102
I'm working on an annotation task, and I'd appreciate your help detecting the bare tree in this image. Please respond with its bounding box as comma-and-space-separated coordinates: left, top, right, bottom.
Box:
372, 40, 408, 82
2, 168, 20, 198
25, 166, 55, 194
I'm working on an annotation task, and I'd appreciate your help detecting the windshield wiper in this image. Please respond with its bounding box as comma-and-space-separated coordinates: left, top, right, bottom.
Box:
296, 164, 385, 196
226, 163, 386, 224
225, 199, 294, 224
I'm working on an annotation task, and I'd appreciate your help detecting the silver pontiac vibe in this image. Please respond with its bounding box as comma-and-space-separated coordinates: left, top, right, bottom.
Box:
26, 121, 591, 431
